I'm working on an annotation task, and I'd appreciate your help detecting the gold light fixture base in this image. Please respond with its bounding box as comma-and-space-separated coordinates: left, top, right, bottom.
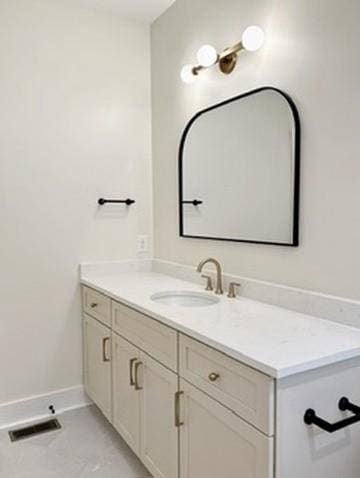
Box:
219, 52, 238, 74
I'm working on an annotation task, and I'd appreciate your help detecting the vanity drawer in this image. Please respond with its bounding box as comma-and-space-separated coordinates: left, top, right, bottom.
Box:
112, 301, 178, 372
179, 334, 274, 435
82, 286, 111, 327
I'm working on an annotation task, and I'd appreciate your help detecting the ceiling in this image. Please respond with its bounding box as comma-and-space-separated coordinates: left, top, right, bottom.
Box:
74, 0, 176, 23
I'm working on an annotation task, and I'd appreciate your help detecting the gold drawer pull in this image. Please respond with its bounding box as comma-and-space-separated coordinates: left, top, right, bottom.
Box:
175, 391, 184, 427
90, 302, 98, 308
134, 361, 143, 391
102, 337, 110, 362
208, 372, 220, 382
129, 358, 138, 386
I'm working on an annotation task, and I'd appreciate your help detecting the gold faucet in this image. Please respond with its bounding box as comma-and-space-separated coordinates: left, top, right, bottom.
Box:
196, 258, 224, 295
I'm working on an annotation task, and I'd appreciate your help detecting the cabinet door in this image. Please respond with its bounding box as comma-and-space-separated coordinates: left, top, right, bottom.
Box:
139, 354, 179, 478
180, 379, 273, 478
83, 314, 111, 420
112, 333, 141, 456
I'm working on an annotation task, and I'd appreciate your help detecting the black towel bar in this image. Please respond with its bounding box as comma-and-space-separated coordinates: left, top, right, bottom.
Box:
304, 397, 360, 433
98, 198, 135, 206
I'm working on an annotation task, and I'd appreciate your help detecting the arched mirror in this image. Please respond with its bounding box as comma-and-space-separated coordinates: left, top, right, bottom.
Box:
179, 87, 300, 246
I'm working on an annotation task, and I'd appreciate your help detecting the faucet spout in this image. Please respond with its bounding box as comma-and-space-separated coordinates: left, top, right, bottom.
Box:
196, 258, 224, 295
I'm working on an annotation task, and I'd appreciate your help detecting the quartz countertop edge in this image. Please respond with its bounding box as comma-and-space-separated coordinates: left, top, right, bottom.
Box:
80, 272, 360, 380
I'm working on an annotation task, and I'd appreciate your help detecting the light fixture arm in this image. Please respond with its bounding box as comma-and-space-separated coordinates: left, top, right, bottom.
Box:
219, 41, 244, 60
192, 41, 244, 76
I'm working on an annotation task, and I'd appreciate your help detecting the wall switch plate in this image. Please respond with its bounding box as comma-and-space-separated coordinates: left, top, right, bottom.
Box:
137, 235, 149, 254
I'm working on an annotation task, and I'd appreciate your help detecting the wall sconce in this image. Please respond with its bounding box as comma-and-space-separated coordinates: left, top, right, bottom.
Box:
181, 25, 265, 84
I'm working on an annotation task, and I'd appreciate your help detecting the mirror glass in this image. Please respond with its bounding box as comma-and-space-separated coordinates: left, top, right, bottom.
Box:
179, 88, 300, 246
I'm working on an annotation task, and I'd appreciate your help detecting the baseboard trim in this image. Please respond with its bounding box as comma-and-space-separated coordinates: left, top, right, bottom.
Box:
0, 385, 92, 430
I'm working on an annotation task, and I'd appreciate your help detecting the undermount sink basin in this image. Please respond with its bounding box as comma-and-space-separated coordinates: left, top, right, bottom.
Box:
150, 291, 220, 308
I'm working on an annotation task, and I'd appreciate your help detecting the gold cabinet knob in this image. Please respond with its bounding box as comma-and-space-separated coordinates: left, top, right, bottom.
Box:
208, 372, 220, 382
90, 302, 98, 308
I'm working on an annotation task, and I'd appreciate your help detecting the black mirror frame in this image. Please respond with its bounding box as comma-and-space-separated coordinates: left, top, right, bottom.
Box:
178, 86, 301, 247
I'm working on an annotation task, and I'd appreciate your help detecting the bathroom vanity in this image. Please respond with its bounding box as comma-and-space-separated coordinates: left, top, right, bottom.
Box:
81, 264, 360, 478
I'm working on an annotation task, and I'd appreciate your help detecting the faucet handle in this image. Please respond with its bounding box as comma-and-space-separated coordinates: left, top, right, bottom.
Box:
201, 275, 213, 291
227, 282, 241, 299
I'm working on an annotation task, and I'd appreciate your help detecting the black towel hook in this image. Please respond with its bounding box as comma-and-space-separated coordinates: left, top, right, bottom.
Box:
182, 199, 203, 206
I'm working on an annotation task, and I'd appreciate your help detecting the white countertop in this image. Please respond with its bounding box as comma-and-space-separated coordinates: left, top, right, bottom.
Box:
81, 268, 360, 379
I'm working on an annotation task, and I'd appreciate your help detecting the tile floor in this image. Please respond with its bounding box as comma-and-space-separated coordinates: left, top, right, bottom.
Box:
0, 406, 151, 477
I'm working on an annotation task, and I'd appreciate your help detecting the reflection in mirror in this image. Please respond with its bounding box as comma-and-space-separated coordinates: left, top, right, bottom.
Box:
179, 87, 300, 246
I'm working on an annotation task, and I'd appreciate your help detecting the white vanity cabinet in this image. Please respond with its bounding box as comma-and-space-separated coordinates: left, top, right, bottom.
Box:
82, 286, 273, 478
81, 285, 360, 478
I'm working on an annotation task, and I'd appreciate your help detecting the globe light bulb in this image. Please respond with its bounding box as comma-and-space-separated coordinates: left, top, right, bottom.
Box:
196, 44, 218, 67
241, 26, 265, 52
180, 65, 196, 84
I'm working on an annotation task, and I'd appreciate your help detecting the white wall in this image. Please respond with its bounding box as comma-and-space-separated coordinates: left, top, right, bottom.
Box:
0, 0, 152, 406
151, 0, 360, 300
